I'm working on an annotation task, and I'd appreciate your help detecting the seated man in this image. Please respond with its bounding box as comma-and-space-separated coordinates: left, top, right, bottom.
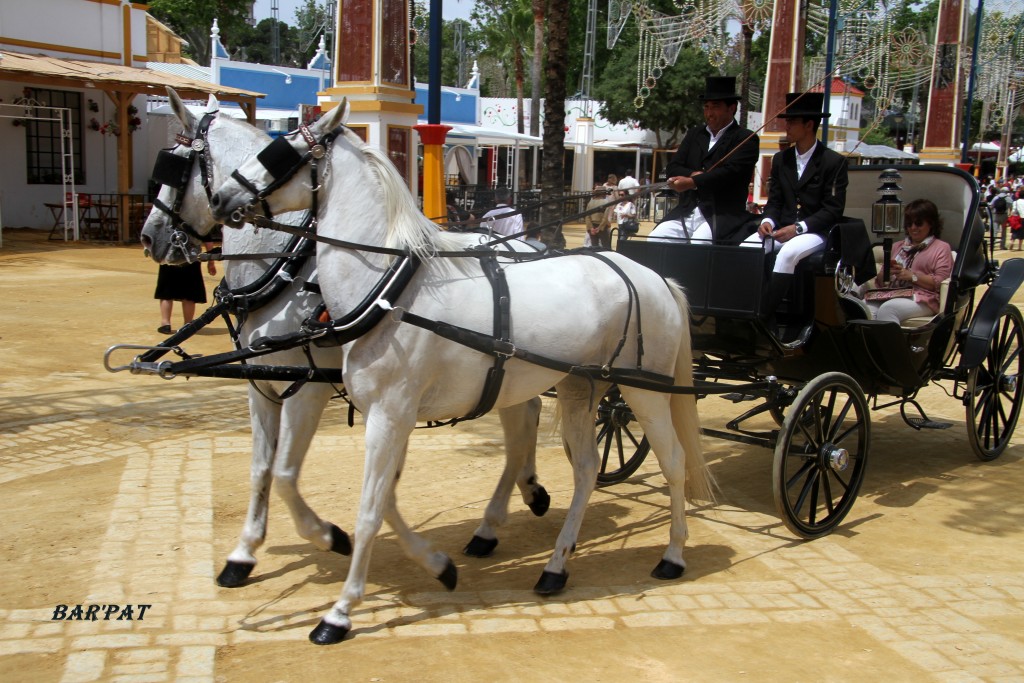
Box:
649, 76, 759, 245
741, 91, 849, 345
481, 187, 524, 238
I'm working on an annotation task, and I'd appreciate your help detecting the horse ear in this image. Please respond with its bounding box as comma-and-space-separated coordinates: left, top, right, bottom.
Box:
311, 99, 348, 136
166, 87, 197, 133
205, 94, 220, 113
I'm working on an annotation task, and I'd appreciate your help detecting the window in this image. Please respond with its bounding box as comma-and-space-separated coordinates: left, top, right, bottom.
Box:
24, 88, 83, 185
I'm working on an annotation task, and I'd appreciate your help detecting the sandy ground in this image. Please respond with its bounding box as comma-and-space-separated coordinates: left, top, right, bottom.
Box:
3, 225, 1024, 682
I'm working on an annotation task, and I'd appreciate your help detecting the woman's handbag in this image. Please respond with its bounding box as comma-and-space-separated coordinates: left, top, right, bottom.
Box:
1008, 214, 1022, 230
619, 218, 639, 234
864, 286, 913, 302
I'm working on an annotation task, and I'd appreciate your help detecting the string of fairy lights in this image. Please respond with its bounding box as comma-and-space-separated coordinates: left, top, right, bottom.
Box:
608, 0, 1023, 135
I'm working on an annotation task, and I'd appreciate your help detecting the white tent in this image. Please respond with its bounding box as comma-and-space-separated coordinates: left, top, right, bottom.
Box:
969, 141, 1001, 154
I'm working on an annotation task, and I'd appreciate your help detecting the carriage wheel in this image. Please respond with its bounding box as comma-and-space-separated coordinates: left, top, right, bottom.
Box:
966, 305, 1024, 461
773, 372, 870, 539
595, 386, 650, 486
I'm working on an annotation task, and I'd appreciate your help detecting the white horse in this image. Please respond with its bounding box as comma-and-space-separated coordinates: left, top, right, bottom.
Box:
139, 90, 551, 589
209, 102, 715, 645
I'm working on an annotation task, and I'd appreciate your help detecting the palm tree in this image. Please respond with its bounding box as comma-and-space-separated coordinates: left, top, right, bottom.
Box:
540, 1, 570, 243
480, 2, 533, 134
530, 0, 544, 138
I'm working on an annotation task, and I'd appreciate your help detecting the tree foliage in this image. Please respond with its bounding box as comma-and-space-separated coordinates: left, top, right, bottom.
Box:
592, 42, 714, 150
150, 0, 331, 67
148, 0, 252, 66
412, 19, 485, 87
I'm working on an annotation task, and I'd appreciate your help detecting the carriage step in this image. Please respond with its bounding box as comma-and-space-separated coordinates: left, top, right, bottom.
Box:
905, 417, 953, 430
722, 392, 759, 403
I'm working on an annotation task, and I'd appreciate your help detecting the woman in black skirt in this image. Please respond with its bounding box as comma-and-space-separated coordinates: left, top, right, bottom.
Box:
154, 243, 216, 334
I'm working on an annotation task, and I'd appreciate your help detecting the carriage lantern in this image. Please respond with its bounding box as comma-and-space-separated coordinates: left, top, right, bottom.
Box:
872, 168, 904, 283
871, 168, 904, 236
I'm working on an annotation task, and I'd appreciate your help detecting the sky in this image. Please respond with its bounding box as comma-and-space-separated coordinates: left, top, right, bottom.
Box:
251, 0, 476, 25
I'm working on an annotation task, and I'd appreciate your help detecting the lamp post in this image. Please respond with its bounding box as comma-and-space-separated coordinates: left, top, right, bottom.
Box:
414, 0, 451, 223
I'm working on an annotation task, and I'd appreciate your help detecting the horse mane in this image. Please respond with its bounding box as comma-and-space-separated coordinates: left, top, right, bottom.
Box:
350, 135, 463, 256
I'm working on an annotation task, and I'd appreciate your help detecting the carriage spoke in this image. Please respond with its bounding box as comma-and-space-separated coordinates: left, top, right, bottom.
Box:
622, 424, 644, 450
600, 425, 614, 472
785, 458, 815, 497
613, 428, 626, 469
795, 467, 821, 523
825, 397, 854, 442
821, 469, 836, 515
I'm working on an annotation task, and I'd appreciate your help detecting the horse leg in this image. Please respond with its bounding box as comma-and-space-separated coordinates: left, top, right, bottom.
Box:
533, 378, 604, 596
272, 385, 352, 556
310, 407, 421, 645
464, 397, 550, 558
620, 388, 694, 580
217, 388, 281, 588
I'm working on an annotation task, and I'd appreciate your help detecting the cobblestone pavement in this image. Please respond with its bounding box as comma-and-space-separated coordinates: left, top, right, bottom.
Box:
2, 229, 1024, 682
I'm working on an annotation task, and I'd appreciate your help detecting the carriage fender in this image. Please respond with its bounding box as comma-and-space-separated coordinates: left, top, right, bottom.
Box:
957, 258, 1024, 371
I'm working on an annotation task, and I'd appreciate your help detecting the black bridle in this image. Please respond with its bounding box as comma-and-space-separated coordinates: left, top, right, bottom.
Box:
227, 123, 345, 226
149, 112, 220, 261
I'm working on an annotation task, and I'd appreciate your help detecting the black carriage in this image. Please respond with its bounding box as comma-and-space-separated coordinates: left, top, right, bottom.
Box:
596, 165, 1024, 539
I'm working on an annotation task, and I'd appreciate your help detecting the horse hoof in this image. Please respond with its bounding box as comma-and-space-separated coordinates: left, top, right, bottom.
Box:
330, 524, 352, 556
528, 486, 551, 517
533, 570, 568, 596
216, 561, 255, 588
463, 535, 499, 558
436, 558, 458, 590
650, 559, 685, 580
309, 620, 349, 645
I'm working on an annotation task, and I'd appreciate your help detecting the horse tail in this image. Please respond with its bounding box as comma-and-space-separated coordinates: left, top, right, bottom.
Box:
667, 279, 716, 504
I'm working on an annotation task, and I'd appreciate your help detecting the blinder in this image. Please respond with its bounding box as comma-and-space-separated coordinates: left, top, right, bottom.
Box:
151, 148, 193, 190
258, 135, 305, 181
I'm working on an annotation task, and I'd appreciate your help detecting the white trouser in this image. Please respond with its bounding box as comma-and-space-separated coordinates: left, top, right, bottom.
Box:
648, 207, 713, 243
867, 297, 934, 324
741, 231, 826, 274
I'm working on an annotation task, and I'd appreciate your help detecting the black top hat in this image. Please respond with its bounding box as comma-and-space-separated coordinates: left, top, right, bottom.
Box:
778, 91, 832, 119
699, 76, 741, 102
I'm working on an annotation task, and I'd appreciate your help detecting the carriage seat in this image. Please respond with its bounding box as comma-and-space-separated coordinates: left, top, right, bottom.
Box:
856, 245, 954, 328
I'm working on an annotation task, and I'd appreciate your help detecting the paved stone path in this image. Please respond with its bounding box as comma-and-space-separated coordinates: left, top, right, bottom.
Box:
2, 230, 1024, 681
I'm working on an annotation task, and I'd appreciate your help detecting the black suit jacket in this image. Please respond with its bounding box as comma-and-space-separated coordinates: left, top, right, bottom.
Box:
662, 120, 759, 244
762, 143, 849, 235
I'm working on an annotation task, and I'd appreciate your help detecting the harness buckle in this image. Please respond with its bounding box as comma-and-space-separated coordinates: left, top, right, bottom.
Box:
601, 364, 612, 378
495, 340, 516, 358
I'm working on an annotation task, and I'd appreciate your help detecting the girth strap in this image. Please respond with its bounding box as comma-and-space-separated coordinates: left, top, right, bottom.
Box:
460, 254, 512, 422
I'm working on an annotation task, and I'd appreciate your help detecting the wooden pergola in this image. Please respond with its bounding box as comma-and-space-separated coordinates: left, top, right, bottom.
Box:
0, 50, 264, 241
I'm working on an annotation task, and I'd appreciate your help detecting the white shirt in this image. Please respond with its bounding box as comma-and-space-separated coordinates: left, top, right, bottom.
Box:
613, 201, 636, 225
482, 203, 524, 238
617, 175, 640, 195
706, 121, 734, 151
795, 141, 817, 179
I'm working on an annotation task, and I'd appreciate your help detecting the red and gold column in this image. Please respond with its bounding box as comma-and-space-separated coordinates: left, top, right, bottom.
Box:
320, 0, 422, 189
919, 0, 968, 166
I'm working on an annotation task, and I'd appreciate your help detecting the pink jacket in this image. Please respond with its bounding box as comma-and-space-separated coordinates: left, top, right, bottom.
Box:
905, 239, 954, 312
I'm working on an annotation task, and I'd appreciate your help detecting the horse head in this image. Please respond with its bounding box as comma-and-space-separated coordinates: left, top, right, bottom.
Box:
140, 88, 271, 264
210, 99, 349, 228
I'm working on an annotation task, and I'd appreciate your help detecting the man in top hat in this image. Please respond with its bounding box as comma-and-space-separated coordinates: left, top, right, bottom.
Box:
648, 76, 760, 245
742, 90, 849, 345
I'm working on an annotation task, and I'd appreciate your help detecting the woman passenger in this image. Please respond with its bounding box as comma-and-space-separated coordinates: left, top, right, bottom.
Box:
865, 198, 953, 325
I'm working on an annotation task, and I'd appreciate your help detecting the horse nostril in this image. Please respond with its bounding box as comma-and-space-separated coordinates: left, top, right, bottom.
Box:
210, 193, 221, 208
140, 234, 152, 249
